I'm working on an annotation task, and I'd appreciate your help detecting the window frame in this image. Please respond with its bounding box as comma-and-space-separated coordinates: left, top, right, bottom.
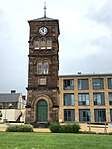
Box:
63, 79, 74, 90
64, 109, 75, 122
108, 78, 112, 89
79, 109, 90, 122
108, 92, 112, 105
78, 93, 90, 106
93, 92, 105, 106
64, 93, 74, 106
78, 79, 89, 90
94, 109, 106, 122
92, 78, 104, 90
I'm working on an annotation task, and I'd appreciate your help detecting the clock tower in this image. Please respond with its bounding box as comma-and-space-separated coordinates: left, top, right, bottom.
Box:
25, 6, 60, 127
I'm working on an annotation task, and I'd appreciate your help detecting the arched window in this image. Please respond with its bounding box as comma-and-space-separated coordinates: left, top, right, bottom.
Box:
44, 62, 49, 74
34, 38, 40, 49
41, 38, 46, 49
47, 37, 52, 49
37, 62, 42, 74
37, 61, 49, 75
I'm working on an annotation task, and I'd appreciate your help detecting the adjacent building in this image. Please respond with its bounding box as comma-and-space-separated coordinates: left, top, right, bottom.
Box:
59, 74, 112, 123
0, 90, 26, 122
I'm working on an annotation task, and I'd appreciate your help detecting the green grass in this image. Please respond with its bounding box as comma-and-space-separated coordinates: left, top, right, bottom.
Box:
0, 132, 112, 149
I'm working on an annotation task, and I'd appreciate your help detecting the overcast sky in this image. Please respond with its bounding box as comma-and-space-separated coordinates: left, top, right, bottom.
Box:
0, 0, 112, 95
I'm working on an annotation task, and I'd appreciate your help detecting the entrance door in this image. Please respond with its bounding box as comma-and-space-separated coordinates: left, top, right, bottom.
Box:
36, 100, 48, 122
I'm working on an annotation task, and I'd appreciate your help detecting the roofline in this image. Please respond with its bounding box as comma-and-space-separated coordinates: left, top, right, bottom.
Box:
59, 73, 112, 78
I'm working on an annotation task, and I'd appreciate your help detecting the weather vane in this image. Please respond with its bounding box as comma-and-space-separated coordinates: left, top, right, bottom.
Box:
44, 2, 47, 17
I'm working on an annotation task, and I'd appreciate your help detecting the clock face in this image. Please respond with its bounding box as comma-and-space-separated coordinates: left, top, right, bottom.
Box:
39, 27, 48, 35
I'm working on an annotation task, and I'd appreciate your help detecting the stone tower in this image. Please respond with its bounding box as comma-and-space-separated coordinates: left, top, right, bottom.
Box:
25, 7, 60, 127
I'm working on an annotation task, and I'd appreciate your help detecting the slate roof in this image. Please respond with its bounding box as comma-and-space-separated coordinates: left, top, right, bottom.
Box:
29, 16, 58, 22
0, 93, 21, 102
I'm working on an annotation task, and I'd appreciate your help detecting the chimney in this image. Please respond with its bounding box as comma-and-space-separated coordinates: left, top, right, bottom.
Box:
78, 72, 82, 74
11, 90, 16, 93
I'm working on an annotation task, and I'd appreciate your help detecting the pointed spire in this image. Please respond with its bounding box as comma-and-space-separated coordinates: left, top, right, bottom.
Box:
44, 2, 47, 18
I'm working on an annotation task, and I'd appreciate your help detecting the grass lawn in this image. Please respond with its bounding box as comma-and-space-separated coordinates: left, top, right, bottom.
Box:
0, 132, 112, 149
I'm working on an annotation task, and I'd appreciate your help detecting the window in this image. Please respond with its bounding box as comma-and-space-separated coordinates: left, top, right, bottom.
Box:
37, 62, 42, 74
64, 93, 74, 106
78, 93, 90, 105
41, 38, 46, 49
78, 79, 89, 90
92, 78, 104, 90
110, 109, 112, 122
47, 37, 52, 49
94, 109, 106, 122
63, 80, 74, 90
93, 93, 105, 105
79, 109, 90, 122
64, 109, 75, 122
108, 78, 112, 89
44, 62, 49, 74
108, 93, 112, 105
34, 38, 40, 49
37, 61, 49, 75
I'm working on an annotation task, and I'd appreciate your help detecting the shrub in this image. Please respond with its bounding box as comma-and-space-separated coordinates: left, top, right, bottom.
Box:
49, 122, 80, 133
6, 124, 33, 132
49, 122, 60, 133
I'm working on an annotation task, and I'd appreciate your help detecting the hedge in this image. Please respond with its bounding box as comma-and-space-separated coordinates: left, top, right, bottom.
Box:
6, 124, 33, 132
49, 122, 80, 133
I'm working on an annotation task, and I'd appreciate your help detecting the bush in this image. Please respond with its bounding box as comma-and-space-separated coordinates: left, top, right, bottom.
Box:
6, 124, 33, 132
49, 122, 60, 133
49, 123, 80, 133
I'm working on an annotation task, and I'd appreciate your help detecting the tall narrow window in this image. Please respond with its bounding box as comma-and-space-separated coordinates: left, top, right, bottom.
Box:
64, 93, 74, 106
47, 37, 52, 49
34, 38, 40, 49
37, 62, 42, 74
41, 38, 46, 49
108, 78, 112, 89
108, 93, 112, 105
44, 62, 49, 74
110, 109, 112, 122
94, 109, 106, 122
79, 109, 90, 122
64, 109, 75, 122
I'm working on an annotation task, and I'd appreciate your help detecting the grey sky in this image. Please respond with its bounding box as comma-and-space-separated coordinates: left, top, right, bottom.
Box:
0, 0, 112, 95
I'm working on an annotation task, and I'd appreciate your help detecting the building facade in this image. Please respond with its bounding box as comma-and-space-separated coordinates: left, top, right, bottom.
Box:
25, 12, 60, 126
0, 90, 26, 122
59, 74, 112, 123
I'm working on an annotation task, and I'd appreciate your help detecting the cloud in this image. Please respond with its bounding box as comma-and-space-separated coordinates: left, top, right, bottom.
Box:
87, 0, 112, 27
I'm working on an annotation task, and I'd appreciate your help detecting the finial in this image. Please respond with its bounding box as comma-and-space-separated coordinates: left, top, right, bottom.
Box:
44, 2, 47, 17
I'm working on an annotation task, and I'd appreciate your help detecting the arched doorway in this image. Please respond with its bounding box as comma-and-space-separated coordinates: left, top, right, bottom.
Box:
36, 100, 48, 122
